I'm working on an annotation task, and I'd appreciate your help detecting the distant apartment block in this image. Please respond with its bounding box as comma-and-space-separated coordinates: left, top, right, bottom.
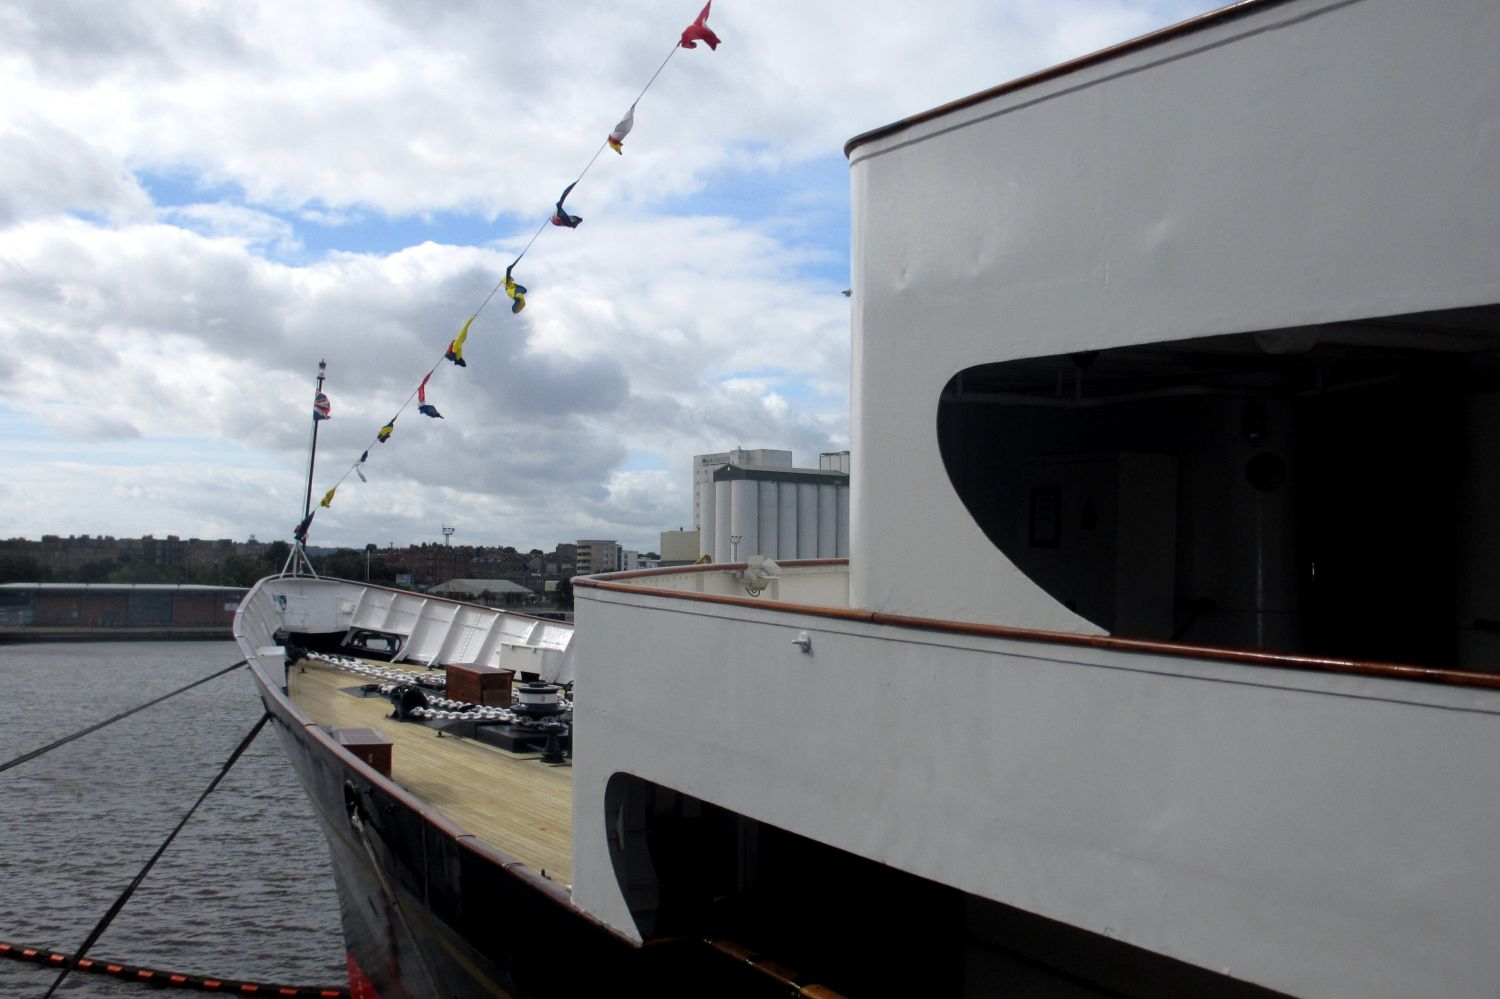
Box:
574, 539, 619, 576
1, 534, 263, 577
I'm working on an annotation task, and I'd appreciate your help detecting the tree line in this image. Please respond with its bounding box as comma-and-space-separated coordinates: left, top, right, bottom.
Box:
0, 542, 402, 588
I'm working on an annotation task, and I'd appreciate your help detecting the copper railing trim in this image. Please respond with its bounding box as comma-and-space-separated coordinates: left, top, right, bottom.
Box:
584, 558, 846, 584
575, 562, 1500, 691
844, 0, 1288, 158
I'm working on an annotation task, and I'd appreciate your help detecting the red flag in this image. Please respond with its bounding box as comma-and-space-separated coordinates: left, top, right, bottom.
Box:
680, 1, 720, 50
418, 371, 432, 404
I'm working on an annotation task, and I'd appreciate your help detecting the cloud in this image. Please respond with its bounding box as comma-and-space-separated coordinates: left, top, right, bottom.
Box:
0, 0, 1212, 551
0, 1, 1206, 220
0, 119, 154, 226
0, 1, 252, 83
0, 206, 849, 547
163, 202, 303, 256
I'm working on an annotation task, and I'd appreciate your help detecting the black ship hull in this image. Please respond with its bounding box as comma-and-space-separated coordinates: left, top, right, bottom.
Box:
249, 665, 779, 999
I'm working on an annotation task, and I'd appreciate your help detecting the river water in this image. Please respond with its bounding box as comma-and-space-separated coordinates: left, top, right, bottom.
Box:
0, 640, 346, 996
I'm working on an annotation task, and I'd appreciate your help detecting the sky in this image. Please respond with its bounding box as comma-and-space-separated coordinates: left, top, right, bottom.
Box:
0, 0, 1208, 553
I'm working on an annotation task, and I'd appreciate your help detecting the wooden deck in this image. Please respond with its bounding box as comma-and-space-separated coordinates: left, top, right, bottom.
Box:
288, 659, 574, 884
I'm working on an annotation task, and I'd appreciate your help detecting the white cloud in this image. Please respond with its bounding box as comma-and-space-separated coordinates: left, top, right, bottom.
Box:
1, 1, 1206, 218
0, 208, 850, 548
0, 119, 154, 226
163, 202, 302, 256
0, 0, 1214, 551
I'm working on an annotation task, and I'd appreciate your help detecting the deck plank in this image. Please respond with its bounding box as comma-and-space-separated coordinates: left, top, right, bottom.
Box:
288, 659, 574, 884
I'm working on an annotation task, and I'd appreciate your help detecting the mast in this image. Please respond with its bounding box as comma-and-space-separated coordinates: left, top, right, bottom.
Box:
285, 359, 327, 577
303, 358, 327, 521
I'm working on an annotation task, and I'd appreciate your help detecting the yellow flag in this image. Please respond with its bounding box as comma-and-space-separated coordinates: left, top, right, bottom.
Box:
320, 487, 337, 508
504, 263, 527, 314
446, 316, 472, 366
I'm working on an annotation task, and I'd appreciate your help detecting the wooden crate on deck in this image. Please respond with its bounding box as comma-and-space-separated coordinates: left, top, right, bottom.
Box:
445, 663, 514, 706
332, 727, 393, 777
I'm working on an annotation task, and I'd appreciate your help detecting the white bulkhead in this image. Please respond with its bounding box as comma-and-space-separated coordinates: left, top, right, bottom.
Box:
847, 0, 1500, 631
572, 1, 1500, 996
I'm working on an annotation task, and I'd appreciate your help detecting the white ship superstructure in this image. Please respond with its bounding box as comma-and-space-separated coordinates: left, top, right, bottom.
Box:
572, 1, 1500, 995
238, 2, 1500, 996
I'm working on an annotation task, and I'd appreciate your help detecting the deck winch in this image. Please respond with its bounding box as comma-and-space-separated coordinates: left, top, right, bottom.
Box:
511, 682, 569, 763
513, 681, 565, 720
388, 683, 428, 720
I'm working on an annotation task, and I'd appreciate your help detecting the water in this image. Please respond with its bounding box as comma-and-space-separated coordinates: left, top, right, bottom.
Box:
0, 641, 346, 996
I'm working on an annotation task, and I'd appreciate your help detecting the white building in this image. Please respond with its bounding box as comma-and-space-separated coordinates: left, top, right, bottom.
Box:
692, 448, 792, 529
659, 529, 701, 565
819, 451, 851, 474
701, 463, 849, 563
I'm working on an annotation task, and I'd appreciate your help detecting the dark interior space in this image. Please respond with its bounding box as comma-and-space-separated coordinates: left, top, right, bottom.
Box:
935, 305, 1500, 669
605, 773, 1291, 997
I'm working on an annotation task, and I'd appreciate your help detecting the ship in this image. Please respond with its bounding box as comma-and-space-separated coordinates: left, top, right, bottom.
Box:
234, 0, 1500, 995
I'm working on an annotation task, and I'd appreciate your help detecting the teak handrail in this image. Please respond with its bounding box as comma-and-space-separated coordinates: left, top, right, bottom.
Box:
575, 560, 1500, 692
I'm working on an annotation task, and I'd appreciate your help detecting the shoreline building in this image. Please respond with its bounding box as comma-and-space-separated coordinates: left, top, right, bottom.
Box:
0, 582, 246, 641
659, 529, 701, 567
574, 540, 619, 576
699, 455, 851, 563
692, 449, 792, 530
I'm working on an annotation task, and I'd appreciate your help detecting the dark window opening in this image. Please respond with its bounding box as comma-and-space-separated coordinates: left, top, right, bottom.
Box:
342, 628, 403, 661
937, 305, 1500, 670
604, 773, 1286, 997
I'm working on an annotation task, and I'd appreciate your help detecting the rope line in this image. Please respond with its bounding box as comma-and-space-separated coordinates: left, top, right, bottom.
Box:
308, 16, 705, 524
480, 42, 681, 308
0, 939, 348, 996
634, 40, 684, 110
43, 713, 272, 998
0, 658, 247, 775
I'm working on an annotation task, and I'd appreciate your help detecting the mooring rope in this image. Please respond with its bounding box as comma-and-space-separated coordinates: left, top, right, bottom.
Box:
0, 939, 349, 995
42, 712, 271, 998
0, 658, 248, 775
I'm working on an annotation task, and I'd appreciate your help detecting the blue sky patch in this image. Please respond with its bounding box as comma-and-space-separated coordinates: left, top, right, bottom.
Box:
138, 168, 535, 260
666, 152, 851, 286
621, 449, 665, 472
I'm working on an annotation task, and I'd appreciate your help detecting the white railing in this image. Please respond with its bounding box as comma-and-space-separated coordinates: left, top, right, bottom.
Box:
597, 560, 851, 608
234, 575, 574, 682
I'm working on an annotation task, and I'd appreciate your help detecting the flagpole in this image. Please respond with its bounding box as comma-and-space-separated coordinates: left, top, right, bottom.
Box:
302, 359, 327, 524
